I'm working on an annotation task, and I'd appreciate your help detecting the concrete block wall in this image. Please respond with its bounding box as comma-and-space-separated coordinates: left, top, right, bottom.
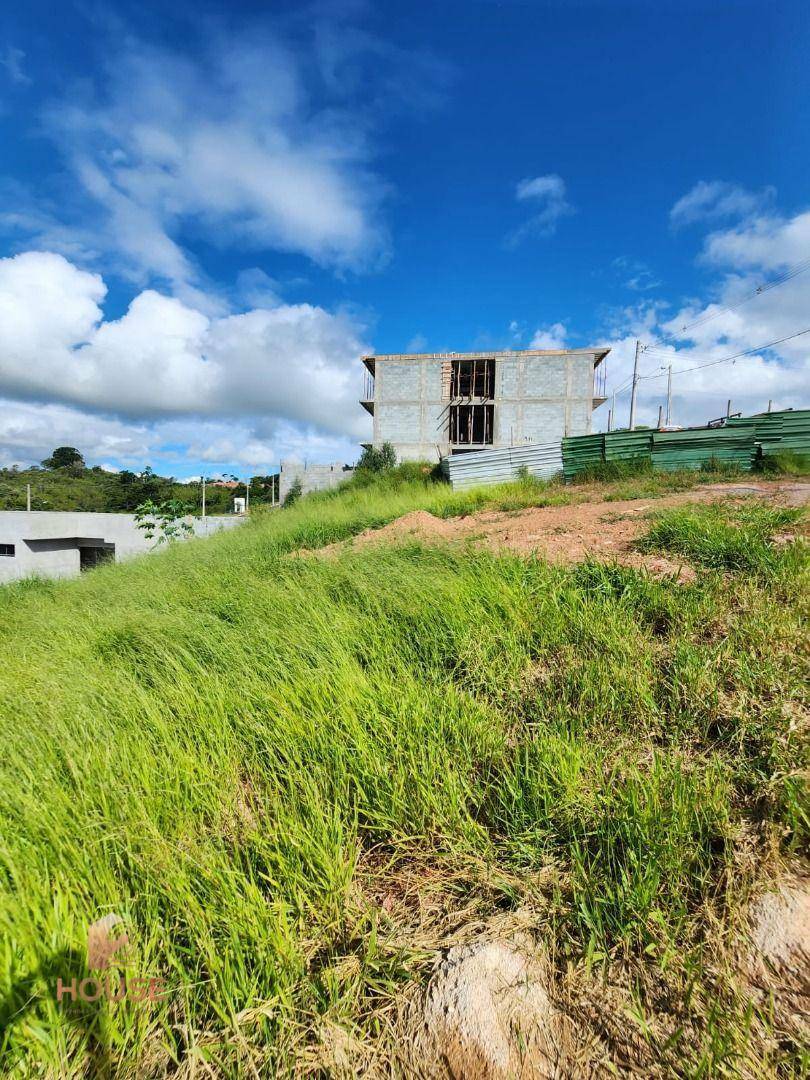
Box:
278, 460, 354, 503
366, 349, 606, 462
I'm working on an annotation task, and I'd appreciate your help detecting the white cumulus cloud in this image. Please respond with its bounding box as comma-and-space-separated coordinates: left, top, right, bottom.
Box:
11, 29, 400, 299
597, 192, 810, 430
529, 322, 568, 349
506, 174, 573, 247
0, 251, 371, 469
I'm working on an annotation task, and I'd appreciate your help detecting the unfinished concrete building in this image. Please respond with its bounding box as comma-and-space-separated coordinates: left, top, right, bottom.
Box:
360, 348, 609, 461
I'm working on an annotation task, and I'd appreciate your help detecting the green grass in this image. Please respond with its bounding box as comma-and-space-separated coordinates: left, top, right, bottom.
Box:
759, 449, 810, 476
638, 502, 805, 572
572, 457, 654, 484
0, 475, 807, 1076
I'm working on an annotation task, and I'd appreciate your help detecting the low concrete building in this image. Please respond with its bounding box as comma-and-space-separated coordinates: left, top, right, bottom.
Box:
278, 460, 354, 503
360, 347, 609, 462
0, 512, 243, 584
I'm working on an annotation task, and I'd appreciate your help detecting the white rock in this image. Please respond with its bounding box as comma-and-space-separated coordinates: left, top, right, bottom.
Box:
410, 936, 569, 1079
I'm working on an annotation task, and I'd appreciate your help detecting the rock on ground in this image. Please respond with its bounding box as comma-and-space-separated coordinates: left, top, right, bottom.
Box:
744, 876, 810, 1031
406, 935, 573, 1079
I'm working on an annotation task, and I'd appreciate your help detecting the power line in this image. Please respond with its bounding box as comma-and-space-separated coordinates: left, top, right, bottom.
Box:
636, 327, 810, 380
601, 254, 810, 401
641, 256, 810, 351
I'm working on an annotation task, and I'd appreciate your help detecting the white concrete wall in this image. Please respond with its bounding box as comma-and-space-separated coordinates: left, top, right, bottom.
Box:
0, 512, 243, 584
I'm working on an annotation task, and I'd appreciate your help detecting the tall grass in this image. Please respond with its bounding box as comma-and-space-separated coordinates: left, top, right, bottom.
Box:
638, 502, 805, 572
0, 476, 806, 1075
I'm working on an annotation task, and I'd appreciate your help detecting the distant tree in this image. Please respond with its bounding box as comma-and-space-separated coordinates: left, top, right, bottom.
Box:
357, 441, 397, 473
283, 478, 303, 507
108, 466, 176, 511
252, 474, 279, 503
42, 447, 84, 470
134, 499, 195, 546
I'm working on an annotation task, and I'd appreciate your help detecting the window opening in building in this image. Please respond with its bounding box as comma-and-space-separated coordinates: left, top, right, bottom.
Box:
449, 403, 494, 445
450, 358, 495, 398
0, 544, 15, 557
79, 545, 115, 572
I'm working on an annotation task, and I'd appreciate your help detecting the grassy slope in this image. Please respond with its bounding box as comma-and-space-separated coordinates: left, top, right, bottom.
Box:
0, 471, 807, 1077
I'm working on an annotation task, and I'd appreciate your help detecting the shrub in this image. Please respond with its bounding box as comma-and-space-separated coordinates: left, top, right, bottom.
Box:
283, 477, 303, 507
133, 498, 195, 545
357, 441, 397, 473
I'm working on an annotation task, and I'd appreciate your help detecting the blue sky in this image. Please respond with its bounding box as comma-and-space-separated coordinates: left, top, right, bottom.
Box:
0, 0, 808, 477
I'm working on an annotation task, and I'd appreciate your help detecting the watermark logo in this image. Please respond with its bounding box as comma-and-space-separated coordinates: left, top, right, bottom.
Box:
55, 913, 167, 1003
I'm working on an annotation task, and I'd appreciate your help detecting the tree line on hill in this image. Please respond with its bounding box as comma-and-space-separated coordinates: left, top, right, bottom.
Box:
0, 447, 280, 514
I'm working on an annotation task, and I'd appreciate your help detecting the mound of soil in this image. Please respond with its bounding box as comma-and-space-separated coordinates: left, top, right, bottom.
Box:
353, 510, 458, 547
315, 480, 807, 577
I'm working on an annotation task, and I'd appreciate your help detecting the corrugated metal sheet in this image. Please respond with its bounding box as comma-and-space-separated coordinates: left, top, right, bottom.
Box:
651, 427, 756, 472
756, 408, 810, 457
561, 433, 603, 481
445, 441, 562, 490
603, 429, 652, 463
561, 408, 809, 479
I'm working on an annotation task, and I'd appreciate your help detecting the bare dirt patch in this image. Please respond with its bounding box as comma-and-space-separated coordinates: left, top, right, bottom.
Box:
742, 875, 810, 1032
315, 480, 808, 577
405, 936, 574, 1079
353, 509, 458, 548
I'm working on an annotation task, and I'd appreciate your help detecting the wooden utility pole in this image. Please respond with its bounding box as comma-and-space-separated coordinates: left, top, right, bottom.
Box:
628, 340, 641, 430
726, 399, 732, 418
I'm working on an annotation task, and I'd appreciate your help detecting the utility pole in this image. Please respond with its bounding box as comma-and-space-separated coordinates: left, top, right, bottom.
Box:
628, 340, 641, 430
726, 399, 732, 419
665, 364, 673, 426
611, 390, 616, 430
767, 399, 773, 413
245, 477, 250, 514
657, 405, 664, 429
26, 484, 31, 512
607, 408, 613, 431
201, 476, 206, 523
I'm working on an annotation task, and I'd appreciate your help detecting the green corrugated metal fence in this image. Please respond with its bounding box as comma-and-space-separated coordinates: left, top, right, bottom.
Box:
561, 408, 810, 481
562, 433, 603, 482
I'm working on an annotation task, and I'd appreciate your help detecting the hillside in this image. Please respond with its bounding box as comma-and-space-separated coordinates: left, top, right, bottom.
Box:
0, 468, 807, 1077
0, 464, 278, 514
